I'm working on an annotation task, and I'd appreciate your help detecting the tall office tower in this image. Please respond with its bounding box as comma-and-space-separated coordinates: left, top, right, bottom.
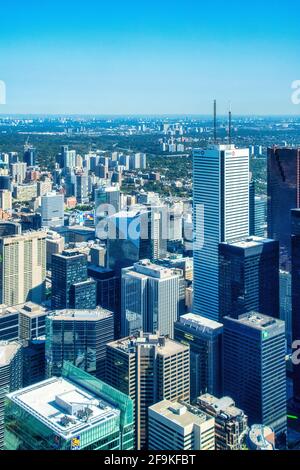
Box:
268, 147, 300, 268
5, 363, 134, 450
223, 313, 287, 438
0, 175, 11, 192
121, 260, 182, 338
197, 394, 248, 450
61, 146, 76, 170
18, 302, 47, 340
0, 190, 12, 212
106, 333, 190, 450
193, 144, 249, 321
40, 192, 64, 228
107, 207, 166, 273
46, 307, 114, 379
148, 401, 215, 450
69, 279, 97, 309
88, 265, 121, 338
22, 339, 46, 387
23, 146, 36, 167
94, 184, 120, 225
168, 209, 183, 242
249, 180, 255, 235
219, 237, 280, 320
46, 230, 65, 269
90, 244, 106, 267
64, 169, 76, 197
0, 230, 47, 307
254, 197, 267, 238
280, 270, 292, 347
291, 208, 300, 402
174, 313, 223, 400
0, 341, 22, 450
75, 173, 89, 204
0, 306, 19, 341
51, 250, 88, 309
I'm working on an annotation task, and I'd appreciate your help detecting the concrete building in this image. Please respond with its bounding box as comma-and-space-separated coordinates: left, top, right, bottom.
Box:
106, 332, 190, 450
46, 230, 65, 269
148, 400, 215, 450
41, 192, 64, 228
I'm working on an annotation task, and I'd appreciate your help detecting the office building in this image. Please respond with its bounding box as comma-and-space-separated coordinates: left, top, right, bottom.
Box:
90, 244, 106, 267
41, 192, 64, 228
0, 190, 12, 212
46, 230, 65, 269
197, 394, 248, 450
46, 307, 114, 379
22, 339, 46, 387
4, 363, 134, 450
291, 209, 300, 402
18, 302, 47, 341
75, 173, 89, 204
0, 230, 47, 307
223, 313, 287, 438
106, 333, 190, 450
121, 260, 182, 338
219, 237, 280, 319
0, 306, 19, 342
51, 250, 88, 309
174, 313, 223, 400
23, 146, 36, 167
0, 341, 22, 450
268, 147, 300, 267
94, 185, 120, 225
148, 400, 215, 450
69, 279, 97, 310
193, 144, 249, 321
280, 270, 292, 347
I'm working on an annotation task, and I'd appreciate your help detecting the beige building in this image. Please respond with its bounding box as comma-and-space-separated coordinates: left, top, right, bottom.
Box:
0, 230, 47, 306
46, 230, 65, 269
0, 190, 12, 212
148, 400, 215, 450
106, 332, 190, 450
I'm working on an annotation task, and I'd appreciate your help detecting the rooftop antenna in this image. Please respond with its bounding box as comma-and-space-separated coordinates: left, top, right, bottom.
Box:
228, 102, 232, 145
213, 99, 217, 143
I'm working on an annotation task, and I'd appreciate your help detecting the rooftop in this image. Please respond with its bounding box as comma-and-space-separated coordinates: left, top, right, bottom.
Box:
223, 236, 274, 250
227, 312, 282, 331
0, 341, 22, 367
149, 400, 213, 429
198, 394, 245, 419
48, 307, 113, 322
7, 377, 120, 440
179, 313, 223, 333
108, 333, 188, 356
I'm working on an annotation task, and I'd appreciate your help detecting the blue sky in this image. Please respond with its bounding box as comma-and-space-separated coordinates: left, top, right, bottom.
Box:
0, 0, 299, 115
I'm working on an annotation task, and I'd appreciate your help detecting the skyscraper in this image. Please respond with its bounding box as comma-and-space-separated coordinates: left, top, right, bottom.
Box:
51, 250, 88, 309
268, 147, 300, 268
121, 260, 182, 338
193, 144, 249, 321
69, 279, 97, 310
223, 313, 287, 438
40, 192, 64, 228
0, 341, 23, 450
219, 236, 280, 320
46, 307, 114, 379
291, 208, 300, 402
106, 332, 190, 450
0, 230, 47, 307
174, 313, 223, 400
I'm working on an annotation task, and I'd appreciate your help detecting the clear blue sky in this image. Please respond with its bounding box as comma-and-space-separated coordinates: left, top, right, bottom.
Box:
0, 0, 300, 115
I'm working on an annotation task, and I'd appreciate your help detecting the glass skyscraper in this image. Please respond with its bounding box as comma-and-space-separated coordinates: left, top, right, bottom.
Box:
193, 144, 249, 321
46, 308, 114, 379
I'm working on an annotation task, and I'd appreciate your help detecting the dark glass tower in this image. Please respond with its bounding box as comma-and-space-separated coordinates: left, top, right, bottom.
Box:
223, 313, 287, 441
51, 250, 88, 309
46, 308, 114, 379
268, 147, 300, 268
219, 237, 280, 320
69, 279, 97, 309
291, 209, 300, 402
23, 147, 36, 167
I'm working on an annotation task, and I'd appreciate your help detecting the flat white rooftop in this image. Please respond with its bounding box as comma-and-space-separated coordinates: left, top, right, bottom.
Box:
7, 377, 120, 440
179, 313, 223, 332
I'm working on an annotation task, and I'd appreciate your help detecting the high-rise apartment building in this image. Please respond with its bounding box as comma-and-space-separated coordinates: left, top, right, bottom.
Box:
106, 333, 190, 450
148, 400, 215, 450
0, 341, 23, 450
174, 313, 223, 400
0, 230, 47, 307
268, 147, 300, 268
219, 237, 280, 320
223, 313, 287, 438
193, 144, 249, 321
46, 307, 114, 379
4, 363, 134, 450
121, 260, 182, 338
